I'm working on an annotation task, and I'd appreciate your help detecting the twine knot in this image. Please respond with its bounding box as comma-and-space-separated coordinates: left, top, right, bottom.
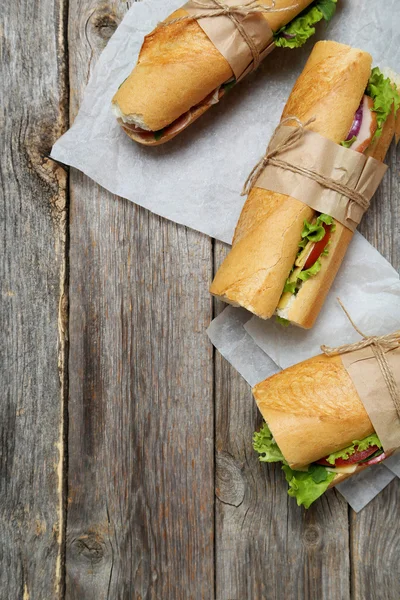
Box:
321, 299, 400, 419
162, 0, 296, 73
241, 116, 314, 195
241, 117, 372, 220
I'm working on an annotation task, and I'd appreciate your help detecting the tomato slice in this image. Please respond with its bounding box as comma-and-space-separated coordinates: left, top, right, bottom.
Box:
317, 445, 380, 467
303, 224, 331, 271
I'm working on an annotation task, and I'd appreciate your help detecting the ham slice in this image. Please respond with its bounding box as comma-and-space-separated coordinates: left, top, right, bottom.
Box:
352, 95, 378, 153
121, 86, 226, 144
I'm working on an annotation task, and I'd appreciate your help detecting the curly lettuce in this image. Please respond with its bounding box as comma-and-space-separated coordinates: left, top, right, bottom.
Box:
253, 422, 286, 463
276, 315, 290, 326
325, 433, 382, 465
341, 136, 357, 149
253, 423, 335, 508
253, 424, 382, 508
283, 465, 335, 508
297, 258, 322, 281
366, 67, 400, 140
298, 213, 335, 248
274, 0, 337, 49
280, 213, 335, 296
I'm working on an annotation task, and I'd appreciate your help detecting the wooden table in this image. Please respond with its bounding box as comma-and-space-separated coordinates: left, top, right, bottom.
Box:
2, 1, 399, 598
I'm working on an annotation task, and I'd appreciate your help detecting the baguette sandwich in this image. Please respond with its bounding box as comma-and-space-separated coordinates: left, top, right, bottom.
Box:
112, 0, 338, 145
252, 353, 394, 508
210, 41, 400, 329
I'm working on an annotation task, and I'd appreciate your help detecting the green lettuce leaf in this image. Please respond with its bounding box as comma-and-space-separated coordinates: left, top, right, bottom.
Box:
253, 423, 286, 463
222, 79, 236, 93
278, 212, 334, 303
325, 433, 382, 465
283, 281, 297, 294
316, 0, 338, 20
341, 136, 357, 148
301, 221, 326, 243
154, 129, 165, 141
274, 0, 337, 49
301, 213, 334, 242
317, 213, 335, 226
322, 240, 332, 256
298, 258, 322, 281
366, 67, 400, 140
253, 423, 337, 508
283, 465, 335, 508
276, 316, 290, 327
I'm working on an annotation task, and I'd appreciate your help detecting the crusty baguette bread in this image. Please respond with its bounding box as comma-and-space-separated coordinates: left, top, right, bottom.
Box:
210, 41, 372, 319
253, 353, 374, 469
112, 0, 313, 142
286, 98, 398, 328
119, 88, 222, 146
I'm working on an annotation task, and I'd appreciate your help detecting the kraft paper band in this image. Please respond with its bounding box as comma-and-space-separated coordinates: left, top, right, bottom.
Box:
340, 347, 400, 453
184, 0, 275, 81
252, 124, 388, 231
321, 301, 400, 453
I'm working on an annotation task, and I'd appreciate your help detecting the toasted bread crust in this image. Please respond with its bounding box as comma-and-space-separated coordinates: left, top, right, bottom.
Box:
210, 42, 372, 319
288, 102, 398, 328
253, 353, 374, 468
112, 0, 313, 135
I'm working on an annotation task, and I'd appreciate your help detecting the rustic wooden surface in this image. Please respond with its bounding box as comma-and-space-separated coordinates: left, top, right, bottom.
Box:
1, 1, 399, 598
1, 0, 68, 598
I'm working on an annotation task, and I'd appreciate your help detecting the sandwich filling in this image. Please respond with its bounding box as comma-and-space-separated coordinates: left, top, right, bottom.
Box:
115, 0, 338, 142
276, 68, 400, 324
253, 422, 386, 508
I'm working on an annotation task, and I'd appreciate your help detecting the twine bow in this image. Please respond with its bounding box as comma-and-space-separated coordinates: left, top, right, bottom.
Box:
241, 117, 371, 219
321, 299, 400, 419
162, 0, 295, 72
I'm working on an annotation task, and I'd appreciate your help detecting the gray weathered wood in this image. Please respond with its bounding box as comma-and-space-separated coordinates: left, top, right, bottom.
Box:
0, 0, 68, 598
213, 139, 400, 600
353, 140, 400, 600
213, 255, 351, 600
3, 1, 400, 597
65, 2, 214, 598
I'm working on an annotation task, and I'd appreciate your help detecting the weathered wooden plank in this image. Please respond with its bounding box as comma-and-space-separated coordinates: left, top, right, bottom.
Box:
214, 140, 400, 599
350, 482, 400, 600
352, 141, 400, 600
66, 2, 215, 598
213, 262, 351, 600
0, 0, 68, 598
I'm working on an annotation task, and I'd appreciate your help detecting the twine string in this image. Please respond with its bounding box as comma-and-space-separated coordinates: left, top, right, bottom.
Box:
161, 0, 295, 72
241, 117, 371, 218
321, 299, 400, 419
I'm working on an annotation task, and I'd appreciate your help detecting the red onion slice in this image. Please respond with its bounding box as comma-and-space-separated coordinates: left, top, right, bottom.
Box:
364, 452, 387, 466
346, 100, 364, 140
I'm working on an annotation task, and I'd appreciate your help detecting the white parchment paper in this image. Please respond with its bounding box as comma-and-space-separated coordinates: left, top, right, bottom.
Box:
206, 255, 400, 512
51, 0, 400, 510
51, 0, 400, 243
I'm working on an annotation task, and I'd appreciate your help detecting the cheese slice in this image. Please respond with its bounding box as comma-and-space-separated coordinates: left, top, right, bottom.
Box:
325, 464, 358, 474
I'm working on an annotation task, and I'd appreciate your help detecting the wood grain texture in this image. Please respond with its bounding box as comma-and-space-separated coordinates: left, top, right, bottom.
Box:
66, 2, 214, 598
213, 246, 351, 600
3, 0, 400, 598
0, 0, 68, 598
353, 140, 400, 600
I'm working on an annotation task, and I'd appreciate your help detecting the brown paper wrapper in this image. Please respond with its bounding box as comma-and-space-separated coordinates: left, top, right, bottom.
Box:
255, 127, 388, 231
341, 347, 400, 452
185, 0, 275, 81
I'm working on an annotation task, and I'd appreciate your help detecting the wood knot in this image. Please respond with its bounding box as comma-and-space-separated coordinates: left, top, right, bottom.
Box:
24, 114, 67, 220
94, 13, 118, 40
72, 533, 106, 564
303, 525, 321, 548
215, 452, 245, 507
87, 6, 121, 46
